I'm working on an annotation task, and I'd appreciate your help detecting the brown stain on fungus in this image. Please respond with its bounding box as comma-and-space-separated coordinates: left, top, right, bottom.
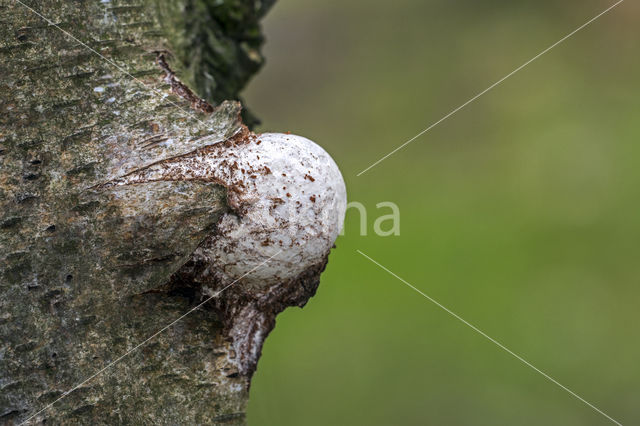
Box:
270, 197, 284, 205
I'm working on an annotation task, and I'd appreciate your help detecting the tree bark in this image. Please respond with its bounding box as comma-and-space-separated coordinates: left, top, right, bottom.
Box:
0, 1, 319, 424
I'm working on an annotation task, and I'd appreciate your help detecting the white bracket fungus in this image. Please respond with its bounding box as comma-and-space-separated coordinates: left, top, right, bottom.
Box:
104, 129, 347, 375
108, 129, 346, 285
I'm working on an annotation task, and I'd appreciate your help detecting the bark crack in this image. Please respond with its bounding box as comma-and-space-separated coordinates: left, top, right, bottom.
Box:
155, 51, 215, 114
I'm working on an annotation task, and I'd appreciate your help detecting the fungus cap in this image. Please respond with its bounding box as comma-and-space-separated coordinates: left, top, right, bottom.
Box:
207, 132, 347, 287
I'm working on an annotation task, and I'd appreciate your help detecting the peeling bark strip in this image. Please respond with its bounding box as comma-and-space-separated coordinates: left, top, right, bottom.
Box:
156, 52, 215, 114
0, 0, 346, 424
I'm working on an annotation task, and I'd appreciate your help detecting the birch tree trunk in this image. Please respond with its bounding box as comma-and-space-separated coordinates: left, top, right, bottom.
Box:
0, 1, 327, 424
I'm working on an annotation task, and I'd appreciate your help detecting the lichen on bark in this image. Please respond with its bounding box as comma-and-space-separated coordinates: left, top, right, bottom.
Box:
0, 0, 313, 424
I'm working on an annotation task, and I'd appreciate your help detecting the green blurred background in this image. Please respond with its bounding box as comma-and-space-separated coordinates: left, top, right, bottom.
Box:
242, 1, 638, 424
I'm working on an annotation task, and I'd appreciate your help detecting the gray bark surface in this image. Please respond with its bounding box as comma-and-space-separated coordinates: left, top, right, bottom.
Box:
0, 1, 314, 424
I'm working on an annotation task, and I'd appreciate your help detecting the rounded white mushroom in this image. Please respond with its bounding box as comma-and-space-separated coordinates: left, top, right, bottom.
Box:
108, 131, 347, 288
205, 132, 347, 287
